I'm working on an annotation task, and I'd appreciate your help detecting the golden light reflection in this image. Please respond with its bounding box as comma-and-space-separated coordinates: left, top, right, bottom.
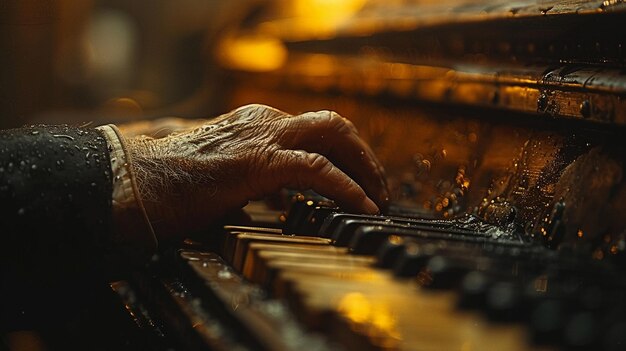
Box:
217, 34, 287, 72
339, 292, 370, 323
261, 0, 366, 40
387, 235, 404, 245
300, 54, 337, 76
461, 341, 474, 351
337, 292, 402, 343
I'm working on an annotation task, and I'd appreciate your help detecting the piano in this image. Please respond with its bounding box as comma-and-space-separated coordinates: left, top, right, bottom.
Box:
114, 1, 626, 350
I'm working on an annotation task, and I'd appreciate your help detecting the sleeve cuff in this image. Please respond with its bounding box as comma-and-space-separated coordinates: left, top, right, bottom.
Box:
97, 124, 158, 262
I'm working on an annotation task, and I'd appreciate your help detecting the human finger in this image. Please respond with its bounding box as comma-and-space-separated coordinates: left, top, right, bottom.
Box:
263, 149, 379, 214
278, 111, 389, 209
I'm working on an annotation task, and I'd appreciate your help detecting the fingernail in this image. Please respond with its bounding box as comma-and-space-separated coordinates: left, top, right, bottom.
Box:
363, 197, 380, 215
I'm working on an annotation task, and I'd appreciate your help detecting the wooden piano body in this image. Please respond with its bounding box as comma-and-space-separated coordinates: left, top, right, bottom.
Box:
117, 1, 626, 350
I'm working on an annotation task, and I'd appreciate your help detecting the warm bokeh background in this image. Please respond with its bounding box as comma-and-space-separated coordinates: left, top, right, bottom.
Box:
0, 0, 265, 128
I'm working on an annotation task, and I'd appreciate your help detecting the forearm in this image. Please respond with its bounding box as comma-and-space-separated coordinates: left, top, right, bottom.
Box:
0, 125, 115, 329
0, 125, 113, 272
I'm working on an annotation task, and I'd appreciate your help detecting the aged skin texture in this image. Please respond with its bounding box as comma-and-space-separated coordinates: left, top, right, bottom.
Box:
127, 104, 389, 241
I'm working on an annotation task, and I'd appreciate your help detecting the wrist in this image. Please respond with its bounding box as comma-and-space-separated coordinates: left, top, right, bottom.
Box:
125, 136, 183, 242
97, 124, 158, 263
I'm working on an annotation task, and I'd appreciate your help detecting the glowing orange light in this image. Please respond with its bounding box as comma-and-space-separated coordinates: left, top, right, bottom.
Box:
288, 0, 366, 38
217, 34, 287, 72
337, 292, 401, 341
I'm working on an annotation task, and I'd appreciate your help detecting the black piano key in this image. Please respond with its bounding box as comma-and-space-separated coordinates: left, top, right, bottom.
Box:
318, 213, 376, 238
392, 242, 438, 277
284, 196, 313, 234
302, 206, 338, 236
529, 299, 567, 345
374, 235, 407, 268
348, 224, 526, 255
347, 225, 427, 253
457, 271, 492, 310
424, 254, 539, 291
390, 236, 546, 279
283, 200, 339, 236
418, 255, 474, 290
317, 212, 461, 239
485, 281, 523, 322
331, 219, 407, 246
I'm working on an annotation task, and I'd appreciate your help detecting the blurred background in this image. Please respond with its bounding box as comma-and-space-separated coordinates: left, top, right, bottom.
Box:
0, 0, 267, 128
1, 0, 389, 128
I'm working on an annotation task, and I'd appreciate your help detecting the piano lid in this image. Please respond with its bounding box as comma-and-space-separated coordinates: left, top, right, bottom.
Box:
215, 0, 626, 126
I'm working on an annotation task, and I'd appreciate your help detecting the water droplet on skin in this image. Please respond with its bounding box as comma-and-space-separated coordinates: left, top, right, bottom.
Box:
31, 164, 37, 170
31, 131, 39, 135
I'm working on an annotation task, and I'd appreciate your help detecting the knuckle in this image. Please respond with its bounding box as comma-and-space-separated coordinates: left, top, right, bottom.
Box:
343, 118, 358, 133
236, 104, 286, 121
304, 152, 330, 172
319, 110, 351, 135
237, 103, 267, 113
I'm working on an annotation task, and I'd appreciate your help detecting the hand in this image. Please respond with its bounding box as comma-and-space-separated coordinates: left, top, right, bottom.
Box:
117, 117, 208, 138
126, 104, 389, 241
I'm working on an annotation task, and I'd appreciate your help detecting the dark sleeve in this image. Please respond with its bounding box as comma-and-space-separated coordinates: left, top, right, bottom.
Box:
0, 124, 114, 329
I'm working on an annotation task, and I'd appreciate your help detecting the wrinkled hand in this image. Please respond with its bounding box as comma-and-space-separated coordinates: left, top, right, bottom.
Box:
118, 117, 208, 138
126, 104, 389, 241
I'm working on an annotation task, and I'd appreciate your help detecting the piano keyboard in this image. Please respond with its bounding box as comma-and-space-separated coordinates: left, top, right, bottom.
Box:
130, 197, 626, 351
